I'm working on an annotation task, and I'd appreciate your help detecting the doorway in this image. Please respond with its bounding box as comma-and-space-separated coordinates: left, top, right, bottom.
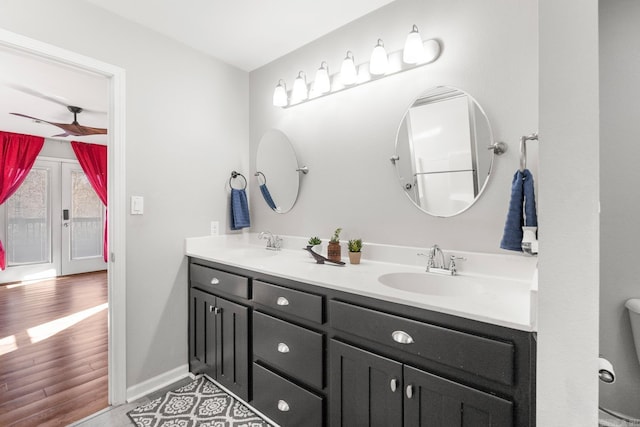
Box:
0, 157, 106, 284
0, 28, 126, 405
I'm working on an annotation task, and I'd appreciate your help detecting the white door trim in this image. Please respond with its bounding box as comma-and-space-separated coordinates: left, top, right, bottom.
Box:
0, 28, 128, 404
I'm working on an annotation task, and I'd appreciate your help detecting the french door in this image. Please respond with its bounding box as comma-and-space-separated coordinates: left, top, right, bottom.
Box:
0, 158, 106, 283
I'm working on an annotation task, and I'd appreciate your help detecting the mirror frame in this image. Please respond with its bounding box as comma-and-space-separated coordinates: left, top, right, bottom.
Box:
393, 86, 498, 217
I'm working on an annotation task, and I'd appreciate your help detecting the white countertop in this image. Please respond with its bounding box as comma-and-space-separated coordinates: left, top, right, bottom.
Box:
185, 234, 538, 332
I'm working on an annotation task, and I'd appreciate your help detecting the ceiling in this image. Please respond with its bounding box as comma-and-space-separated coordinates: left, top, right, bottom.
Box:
0, 0, 395, 143
82, 0, 397, 72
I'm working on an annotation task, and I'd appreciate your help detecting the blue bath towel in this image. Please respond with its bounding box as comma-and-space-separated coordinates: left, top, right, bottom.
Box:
500, 169, 537, 251
230, 188, 250, 230
259, 184, 277, 210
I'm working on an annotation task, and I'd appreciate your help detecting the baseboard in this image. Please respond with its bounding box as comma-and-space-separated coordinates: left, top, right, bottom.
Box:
126, 364, 193, 403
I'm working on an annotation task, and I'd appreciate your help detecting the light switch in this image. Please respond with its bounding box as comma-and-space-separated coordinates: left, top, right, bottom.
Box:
131, 196, 144, 215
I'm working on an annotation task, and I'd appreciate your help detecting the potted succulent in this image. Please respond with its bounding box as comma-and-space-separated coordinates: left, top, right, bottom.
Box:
327, 228, 342, 263
307, 236, 322, 257
348, 238, 363, 264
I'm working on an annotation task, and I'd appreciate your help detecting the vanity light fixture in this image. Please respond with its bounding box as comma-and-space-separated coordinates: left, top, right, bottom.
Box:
272, 79, 288, 107
340, 51, 358, 86
291, 71, 309, 104
403, 25, 425, 64
272, 24, 442, 108
314, 62, 331, 95
369, 39, 389, 75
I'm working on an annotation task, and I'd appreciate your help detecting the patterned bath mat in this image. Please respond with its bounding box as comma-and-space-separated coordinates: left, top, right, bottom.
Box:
128, 376, 271, 427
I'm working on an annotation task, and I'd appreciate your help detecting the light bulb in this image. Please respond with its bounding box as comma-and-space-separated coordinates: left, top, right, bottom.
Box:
340, 51, 357, 86
314, 62, 330, 95
403, 25, 424, 64
272, 80, 288, 107
370, 39, 388, 75
291, 71, 308, 104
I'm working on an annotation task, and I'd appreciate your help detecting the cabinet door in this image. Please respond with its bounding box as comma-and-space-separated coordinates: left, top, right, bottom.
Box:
189, 288, 217, 378
215, 297, 250, 401
330, 340, 403, 427
403, 365, 513, 427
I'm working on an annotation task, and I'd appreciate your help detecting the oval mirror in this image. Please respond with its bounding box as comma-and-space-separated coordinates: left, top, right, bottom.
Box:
393, 86, 498, 217
255, 129, 301, 213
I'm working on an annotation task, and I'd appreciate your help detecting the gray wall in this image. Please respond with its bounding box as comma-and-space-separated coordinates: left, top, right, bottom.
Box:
0, 0, 249, 388
249, 0, 538, 252
39, 139, 75, 160
599, 0, 640, 417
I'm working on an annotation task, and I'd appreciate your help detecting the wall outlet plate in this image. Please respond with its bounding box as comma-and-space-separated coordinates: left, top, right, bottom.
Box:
210, 221, 219, 236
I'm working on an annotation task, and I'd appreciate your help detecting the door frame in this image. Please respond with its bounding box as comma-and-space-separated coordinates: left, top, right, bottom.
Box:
0, 29, 127, 404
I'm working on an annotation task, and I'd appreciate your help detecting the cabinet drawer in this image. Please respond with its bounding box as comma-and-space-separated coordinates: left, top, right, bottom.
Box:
329, 300, 514, 385
253, 280, 323, 323
253, 311, 324, 389
253, 363, 323, 427
190, 263, 249, 299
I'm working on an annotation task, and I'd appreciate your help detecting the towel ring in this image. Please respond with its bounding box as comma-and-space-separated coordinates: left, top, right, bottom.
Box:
254, 171, 267, 185
229, 171, 247, 190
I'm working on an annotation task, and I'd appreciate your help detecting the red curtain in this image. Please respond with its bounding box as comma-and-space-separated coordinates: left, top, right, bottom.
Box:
0, 131, 45, 270
71, 141, 108, 263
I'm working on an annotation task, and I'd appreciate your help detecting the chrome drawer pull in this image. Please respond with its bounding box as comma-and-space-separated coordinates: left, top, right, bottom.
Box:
390, 378, 398, 392
210, 278, 220, 285
276, 297, 289, 306
209, 306, 221, 315
277, 343, 290, 353
277, 399, 290, 412
392, 330, 414, 344
406, 385, 414, 399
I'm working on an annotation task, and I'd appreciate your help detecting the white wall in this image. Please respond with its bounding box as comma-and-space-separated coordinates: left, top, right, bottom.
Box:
599, 0, 640, 417
39, 139, 75, 160
249, 0, 538, 253
538, 0, 600, 425
0, 0, 249, 388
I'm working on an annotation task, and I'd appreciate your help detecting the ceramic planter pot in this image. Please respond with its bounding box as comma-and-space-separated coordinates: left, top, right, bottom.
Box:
348, 251, 361, 265
327, 241, 341, 263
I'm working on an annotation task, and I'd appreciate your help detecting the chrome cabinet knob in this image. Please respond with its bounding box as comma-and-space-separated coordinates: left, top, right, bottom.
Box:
277, 399, 290, 412
392, 330, 414, 344
210, 278, 220, 285
276, 297, 289, 306
406, 385, 414, 399
390, 378, 398, 392
277, 343, 290, 353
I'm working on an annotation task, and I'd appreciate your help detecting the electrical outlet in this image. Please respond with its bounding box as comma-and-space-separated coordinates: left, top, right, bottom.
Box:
210, 221, 219, 236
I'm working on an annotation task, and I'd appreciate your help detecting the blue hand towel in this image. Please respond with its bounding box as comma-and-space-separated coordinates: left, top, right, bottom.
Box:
230, 188, 250, 230
500, 169, 537, 251
259, 184, 277, 210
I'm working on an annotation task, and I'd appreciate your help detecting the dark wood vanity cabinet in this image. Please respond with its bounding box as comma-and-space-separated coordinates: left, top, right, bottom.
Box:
189, 267, 250, 401
188, 257, 535, 427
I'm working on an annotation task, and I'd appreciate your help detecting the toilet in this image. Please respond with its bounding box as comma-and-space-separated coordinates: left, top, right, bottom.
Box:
599, 299, 640, 426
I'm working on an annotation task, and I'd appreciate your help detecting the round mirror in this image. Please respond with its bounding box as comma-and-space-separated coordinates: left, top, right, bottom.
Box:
393, 86, 498, 217
255, 129, 301, 213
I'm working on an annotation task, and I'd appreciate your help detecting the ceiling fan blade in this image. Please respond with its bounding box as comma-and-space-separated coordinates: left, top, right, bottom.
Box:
5, 83, 71, 108
55, 123, 108, 136
9, 112, 52, 123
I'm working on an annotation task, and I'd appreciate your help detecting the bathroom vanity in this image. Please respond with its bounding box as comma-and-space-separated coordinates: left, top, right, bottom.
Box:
186, 235, 536, 427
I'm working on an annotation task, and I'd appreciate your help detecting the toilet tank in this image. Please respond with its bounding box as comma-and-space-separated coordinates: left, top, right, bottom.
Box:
625, 299, 640, 365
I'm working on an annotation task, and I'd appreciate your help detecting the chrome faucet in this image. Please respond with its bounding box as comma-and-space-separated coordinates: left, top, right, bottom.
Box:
419, 244, 465, 275
259, 231, 282, 251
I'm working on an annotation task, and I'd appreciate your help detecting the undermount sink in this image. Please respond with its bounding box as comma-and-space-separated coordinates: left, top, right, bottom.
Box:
378, 272, 485, 297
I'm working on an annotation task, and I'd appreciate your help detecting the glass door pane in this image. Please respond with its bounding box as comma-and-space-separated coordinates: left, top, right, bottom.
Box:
70, 169, 103, 260
6, 167, 51, 266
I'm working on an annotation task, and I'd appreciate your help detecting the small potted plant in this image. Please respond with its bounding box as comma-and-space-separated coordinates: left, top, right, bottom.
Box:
348, 238, 363, 264
307, 236, 322, 257
327, 228, 342, 263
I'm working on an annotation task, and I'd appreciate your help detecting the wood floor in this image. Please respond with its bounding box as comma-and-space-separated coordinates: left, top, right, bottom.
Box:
0, 271, 109, 426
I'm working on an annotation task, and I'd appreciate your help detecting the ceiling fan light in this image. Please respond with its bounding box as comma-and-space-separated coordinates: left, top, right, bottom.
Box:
314, 62, 331, 95
403, 25, 425, 64
370, 39, 389, 75
340, 51, 357, 86
272, 80, 288, 107
291, 71, 308, 104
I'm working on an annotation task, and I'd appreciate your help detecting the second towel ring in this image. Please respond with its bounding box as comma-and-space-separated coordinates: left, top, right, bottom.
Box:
520, 133, 539, 172
229, 171, 247, 190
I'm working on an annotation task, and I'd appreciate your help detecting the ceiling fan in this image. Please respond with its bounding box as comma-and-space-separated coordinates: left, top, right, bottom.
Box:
10, 105, 108, 137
